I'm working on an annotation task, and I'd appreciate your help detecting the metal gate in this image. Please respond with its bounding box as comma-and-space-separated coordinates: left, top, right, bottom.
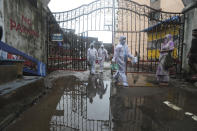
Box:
47, 0, 184, 74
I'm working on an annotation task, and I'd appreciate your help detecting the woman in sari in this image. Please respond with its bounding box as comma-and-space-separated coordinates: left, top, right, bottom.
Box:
156, 34, 174, 85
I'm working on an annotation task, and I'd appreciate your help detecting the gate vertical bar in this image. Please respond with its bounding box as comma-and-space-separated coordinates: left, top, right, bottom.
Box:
47, 13, 49, 72
142, 7, 146, 72
180, 14, 185, 74
130, 8, 133, 56
135, 4, 137, 53
138, 13, 141, 72
112, 0, 116, 51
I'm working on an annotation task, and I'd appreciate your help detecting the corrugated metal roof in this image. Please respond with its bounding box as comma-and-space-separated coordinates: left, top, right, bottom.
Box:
142, 16, 180, 32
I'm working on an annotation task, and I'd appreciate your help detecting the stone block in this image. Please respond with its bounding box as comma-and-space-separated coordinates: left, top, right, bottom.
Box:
0, 65, 17, 85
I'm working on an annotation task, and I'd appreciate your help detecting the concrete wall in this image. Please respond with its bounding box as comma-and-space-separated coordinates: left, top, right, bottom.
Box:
150, 0, 184, 12
161, 0, 184, 12
150, 0, 160, 10
3, 0, 48, 63
0, 0, 5, 42
182, 5, 197, 72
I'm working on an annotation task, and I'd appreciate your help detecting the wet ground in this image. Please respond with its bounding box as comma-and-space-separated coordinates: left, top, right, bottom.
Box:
0, 76, 42, 95
5, 63, 197, 131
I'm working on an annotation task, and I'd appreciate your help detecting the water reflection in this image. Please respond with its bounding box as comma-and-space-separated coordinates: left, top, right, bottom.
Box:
110, 86, 197, 131
87, 74, 108, 103
87, 76, 97, 104
96, 75, 107, 99
50, 75, 110, 131
87, 74, 110, 120
110, 93, 145, 131
50, 76, 197, 131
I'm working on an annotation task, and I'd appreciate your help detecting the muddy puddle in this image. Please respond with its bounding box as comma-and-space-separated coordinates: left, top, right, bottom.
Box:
110, 86, 197, 131
50, 74, 111, 131
5, 72, 197, 131
49, 74, 197, 131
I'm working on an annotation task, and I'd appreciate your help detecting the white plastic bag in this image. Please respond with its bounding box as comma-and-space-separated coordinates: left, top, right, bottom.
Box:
132, 56, 138, 64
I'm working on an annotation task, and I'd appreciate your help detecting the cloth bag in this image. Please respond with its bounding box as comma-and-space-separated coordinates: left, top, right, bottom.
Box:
164, 52, 174, 70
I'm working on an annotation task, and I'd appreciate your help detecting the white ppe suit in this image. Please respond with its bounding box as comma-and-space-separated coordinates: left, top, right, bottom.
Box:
112, 36, 134, 86
98, 45, 108, 72
87, 44, 98, 74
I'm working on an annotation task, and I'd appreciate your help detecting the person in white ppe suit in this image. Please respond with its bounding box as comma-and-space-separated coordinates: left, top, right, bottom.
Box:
87, 42, 98, 75
112, 36, 134, 86
98, 44, 108, 73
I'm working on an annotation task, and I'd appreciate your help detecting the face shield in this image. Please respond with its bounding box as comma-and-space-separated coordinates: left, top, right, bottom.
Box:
101, 44, 104, 49
119, 36, 126, 45
90, 42, 94, 49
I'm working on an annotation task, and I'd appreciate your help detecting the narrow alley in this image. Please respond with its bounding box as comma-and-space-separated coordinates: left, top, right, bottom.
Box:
1, 0, 197, 131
